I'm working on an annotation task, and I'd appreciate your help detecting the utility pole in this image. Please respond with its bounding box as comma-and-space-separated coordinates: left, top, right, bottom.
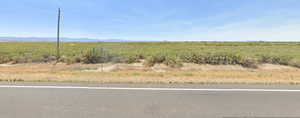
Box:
56, 8, 61, 62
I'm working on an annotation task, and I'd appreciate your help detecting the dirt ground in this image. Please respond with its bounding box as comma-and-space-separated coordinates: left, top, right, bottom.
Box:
1, 63, 300, 84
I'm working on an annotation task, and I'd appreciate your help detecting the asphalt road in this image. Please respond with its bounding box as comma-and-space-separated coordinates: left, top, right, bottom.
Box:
1, 82, 300, 118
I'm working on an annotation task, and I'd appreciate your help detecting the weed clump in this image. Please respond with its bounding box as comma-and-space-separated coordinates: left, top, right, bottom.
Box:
239, 57, 258, 68
0, 56, 11, 64
122, 55, 142, 64
288, 59, 300, 68
143, 55, 183, 68
143, 55, 166, 67
257, 55, 300, 68
82, 48, 111, 64
42, 55, 56, 62
181, 53, 241, 65
163, 56, 183, 68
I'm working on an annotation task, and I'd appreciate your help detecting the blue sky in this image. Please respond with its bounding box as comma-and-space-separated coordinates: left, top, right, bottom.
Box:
1, 0, 300, 41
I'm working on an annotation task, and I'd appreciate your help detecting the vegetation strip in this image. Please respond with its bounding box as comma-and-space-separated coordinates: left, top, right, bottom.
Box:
1, 42, 300, 68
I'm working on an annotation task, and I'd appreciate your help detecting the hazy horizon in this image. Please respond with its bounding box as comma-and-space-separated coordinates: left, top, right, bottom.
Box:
1, 0, 300, 41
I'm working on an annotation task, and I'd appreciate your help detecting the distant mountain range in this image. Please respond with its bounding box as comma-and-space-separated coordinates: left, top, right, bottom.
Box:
0, 37, 128, 42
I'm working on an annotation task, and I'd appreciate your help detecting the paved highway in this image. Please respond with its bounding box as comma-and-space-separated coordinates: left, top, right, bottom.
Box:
1, 82, 300, 118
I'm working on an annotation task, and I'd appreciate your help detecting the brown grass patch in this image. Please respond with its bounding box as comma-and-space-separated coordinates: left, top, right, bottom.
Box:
0, 63, 300, 84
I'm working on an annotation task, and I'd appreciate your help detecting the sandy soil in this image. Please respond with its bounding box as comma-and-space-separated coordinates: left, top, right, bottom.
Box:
0, 63, 300, 84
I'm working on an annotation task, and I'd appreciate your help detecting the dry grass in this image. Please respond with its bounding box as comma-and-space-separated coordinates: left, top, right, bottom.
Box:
1, 63, 300, 84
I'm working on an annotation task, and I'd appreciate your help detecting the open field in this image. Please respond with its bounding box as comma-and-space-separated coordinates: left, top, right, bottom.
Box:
1, 42, 300, 84
1, 42, 300, 68
1, 63, 300, 84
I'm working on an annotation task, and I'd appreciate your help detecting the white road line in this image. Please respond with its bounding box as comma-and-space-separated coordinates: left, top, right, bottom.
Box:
0, 85, 300, 92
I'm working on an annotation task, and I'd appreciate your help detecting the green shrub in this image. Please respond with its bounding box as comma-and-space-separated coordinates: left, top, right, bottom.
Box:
259, 55, 292, 65
123, 55, 141, 64
239, 57, 258, 68
0, 56, 11, 64
259, 55, 273, 63
272, 56, 292, 65
180, 53, 206, 64
11, 57, 35, 64
181, 53, 241, 65
206, 54, 241, 65
143, 55, 166, 67
163, 56, 183, 68
42, 55, 56, 62
74, 57, 82, 63
82, 48, 111, 64
62, 56, 83, 65
288, 59, 300, 68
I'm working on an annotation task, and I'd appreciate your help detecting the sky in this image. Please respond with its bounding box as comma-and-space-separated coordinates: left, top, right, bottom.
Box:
0, 0, 300, 41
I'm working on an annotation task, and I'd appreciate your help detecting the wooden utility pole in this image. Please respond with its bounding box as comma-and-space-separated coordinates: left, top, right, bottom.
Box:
56, 8, 61, 62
